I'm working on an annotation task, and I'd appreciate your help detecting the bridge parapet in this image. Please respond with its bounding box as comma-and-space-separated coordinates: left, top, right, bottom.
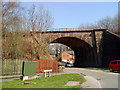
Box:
40, 29, 106, 49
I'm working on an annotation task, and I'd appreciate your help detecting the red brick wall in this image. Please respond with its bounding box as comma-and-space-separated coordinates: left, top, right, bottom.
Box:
28, 60, 58, 73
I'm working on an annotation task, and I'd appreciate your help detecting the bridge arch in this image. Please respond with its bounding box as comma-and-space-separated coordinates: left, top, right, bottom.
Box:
51, 37, 96, 67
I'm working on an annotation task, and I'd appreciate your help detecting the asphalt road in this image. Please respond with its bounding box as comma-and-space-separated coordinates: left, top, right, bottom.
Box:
63, 68, 119, 89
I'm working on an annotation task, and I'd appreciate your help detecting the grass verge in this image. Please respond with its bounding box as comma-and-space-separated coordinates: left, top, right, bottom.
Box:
1, 74, 86, 88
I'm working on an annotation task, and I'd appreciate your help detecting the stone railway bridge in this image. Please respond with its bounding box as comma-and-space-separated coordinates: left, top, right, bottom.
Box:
30, 28, 120, 68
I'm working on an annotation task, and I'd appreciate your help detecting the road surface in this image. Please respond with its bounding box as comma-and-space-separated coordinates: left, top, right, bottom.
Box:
63, 68, 119, 89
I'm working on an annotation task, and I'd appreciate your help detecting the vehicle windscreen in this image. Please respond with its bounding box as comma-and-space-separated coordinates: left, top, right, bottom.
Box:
118, 61, 120, 64
111, 61, 118, 64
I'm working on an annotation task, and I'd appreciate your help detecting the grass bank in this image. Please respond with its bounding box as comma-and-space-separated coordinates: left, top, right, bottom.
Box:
1, 74, 86, 88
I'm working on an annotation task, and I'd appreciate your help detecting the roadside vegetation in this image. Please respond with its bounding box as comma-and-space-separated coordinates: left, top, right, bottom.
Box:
1, 74, 86, 88
2, 2, 53, 60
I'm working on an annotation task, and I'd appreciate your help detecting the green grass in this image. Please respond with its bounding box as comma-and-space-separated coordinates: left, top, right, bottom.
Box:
1, 74, 86, 88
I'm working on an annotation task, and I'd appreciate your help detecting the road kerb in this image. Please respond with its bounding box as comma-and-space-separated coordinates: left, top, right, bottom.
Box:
81, 75, 102, 88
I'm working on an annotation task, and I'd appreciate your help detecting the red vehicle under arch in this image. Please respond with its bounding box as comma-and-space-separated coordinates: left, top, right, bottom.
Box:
109, 60, 120, 72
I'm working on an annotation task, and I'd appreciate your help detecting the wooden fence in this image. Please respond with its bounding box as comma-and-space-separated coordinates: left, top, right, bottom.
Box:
2, 59, 25, 76
1, 59, 58, 76
29, 60, 58, 73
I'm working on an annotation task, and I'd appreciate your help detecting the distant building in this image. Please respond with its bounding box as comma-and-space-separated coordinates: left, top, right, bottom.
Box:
61, 51, 75, 64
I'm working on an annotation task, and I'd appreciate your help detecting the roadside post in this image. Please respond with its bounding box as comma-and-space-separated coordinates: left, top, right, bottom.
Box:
43, 69, 52, 77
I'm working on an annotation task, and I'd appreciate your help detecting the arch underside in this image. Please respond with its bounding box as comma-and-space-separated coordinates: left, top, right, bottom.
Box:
51, 37, 96, 67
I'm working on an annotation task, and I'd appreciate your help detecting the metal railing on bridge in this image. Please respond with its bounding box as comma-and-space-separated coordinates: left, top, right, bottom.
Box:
46, 28, 106, 31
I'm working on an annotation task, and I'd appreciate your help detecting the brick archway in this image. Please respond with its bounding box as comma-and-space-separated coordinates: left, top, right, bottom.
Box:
51, 37, 96, 67
29, 28, 120, 67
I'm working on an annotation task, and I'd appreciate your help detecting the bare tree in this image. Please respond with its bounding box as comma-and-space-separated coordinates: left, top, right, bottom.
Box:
2, 2, 54, 60
111, 15, 118, 31
2, 2, 23, 31
97, 16, 118, 31
2, 2, 25, 59
78, 23, 99, 29
36, 6, 54, 31
97, 16, 113, 30
25, 4, 54, 31
24, 4, 54, 59
78, 16, 118, 32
